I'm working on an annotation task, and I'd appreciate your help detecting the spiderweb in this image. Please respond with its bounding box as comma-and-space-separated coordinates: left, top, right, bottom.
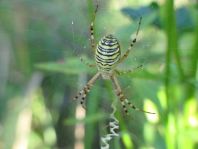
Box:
11, 0, 161, 148
100, 99, 119, 149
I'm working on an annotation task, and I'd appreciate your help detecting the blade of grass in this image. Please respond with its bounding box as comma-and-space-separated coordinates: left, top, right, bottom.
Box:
163, 0, 179, 149
185, 9, 198, 99
164, 0, 175, 113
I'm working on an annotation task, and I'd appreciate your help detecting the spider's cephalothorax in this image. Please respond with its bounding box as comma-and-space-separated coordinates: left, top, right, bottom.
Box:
73, 3, 155, 115
95, 34, 121, 79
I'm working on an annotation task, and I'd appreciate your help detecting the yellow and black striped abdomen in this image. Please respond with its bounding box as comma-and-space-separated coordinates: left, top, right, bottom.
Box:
95, 34, 121, 76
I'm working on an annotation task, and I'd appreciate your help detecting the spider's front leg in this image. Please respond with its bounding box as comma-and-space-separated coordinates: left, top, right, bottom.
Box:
78, 3, 99, 68
111, 75, 155, 115
89, 3, 99, 51
73, 72, 100, 108
118, 17, 142, 64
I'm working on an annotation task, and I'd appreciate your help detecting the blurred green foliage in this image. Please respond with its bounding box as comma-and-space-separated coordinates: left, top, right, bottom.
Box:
0, 0, 197, 149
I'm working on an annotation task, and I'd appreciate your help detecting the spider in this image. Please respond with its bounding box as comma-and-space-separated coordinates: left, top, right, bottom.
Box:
73, 3, 155, 115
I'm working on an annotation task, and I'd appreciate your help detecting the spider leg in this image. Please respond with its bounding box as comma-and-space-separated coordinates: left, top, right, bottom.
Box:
73, 72, 100, 108
89, 2, 99, 51
111, 75, 155, 114
124, 99, 155, 114
115, 64, 143, 75
80, 3, 99, 68
111, 75, 129, 114
118, 17, 142, 64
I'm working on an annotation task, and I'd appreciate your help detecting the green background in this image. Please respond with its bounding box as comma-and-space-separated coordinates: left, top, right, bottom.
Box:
0, 0, 197, 149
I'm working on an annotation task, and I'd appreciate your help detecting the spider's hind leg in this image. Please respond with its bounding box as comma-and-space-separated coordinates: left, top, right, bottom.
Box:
111, 75, 155, 115
73, 72, 101, 108
124, 98, 155, 114
116, 91, 129, 115
73, 85, 90, 109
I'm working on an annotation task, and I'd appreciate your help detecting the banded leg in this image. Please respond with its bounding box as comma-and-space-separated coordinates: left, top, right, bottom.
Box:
89, 3, 99, 50
119, 17, 142, 64
73, 72, 100, 108
115, 64, 143, 75
111, 75, 155, 115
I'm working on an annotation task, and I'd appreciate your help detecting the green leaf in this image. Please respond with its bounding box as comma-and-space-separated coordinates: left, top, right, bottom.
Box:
64, 112, 107, 125
35, 56, 96, 75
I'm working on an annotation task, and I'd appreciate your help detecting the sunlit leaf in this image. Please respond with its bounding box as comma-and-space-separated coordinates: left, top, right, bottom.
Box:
121, 132, 133, 149
144, 98, 159, 123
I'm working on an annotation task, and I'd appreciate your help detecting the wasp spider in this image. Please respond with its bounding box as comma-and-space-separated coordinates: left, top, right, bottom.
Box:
74, 4, 155, 115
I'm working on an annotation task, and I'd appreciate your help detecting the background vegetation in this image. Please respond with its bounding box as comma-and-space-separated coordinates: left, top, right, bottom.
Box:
0, 0, 197, 149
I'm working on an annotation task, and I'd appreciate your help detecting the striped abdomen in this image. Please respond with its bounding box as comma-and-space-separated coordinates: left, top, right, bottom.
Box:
95, 34, 121, 79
